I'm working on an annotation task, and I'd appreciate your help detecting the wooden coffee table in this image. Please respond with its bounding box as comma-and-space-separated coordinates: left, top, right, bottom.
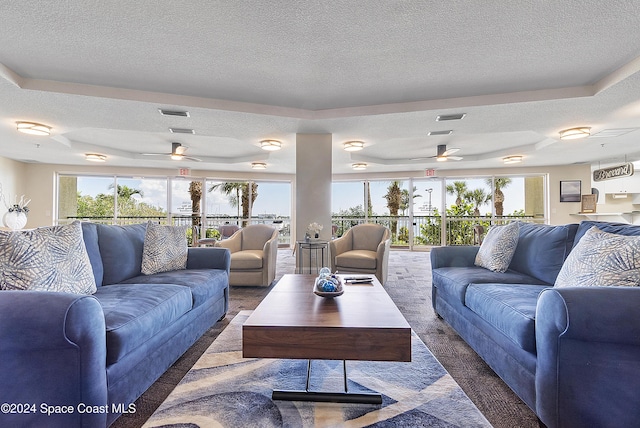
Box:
242, 274, 411, 403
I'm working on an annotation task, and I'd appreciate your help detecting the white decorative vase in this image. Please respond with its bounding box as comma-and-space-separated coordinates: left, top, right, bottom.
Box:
3, 211, 28, 230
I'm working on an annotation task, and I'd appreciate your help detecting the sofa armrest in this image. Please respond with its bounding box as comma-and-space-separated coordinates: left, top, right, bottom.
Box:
535, 287, 640, 428
0, 291, 108, 427
429, 245, 479, 269
187, 247, 231, 273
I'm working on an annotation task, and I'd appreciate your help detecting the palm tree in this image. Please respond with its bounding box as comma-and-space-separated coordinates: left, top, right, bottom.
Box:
446, 181, 468, 207
188, 181, 202, 227
209, 182, 258, 226
400, 186, 422, 215
108, 184, 144, 216
485, 177, 512, 216
465, 188, 491, 216
109, 184, 144, 200
384, 181, 402, 237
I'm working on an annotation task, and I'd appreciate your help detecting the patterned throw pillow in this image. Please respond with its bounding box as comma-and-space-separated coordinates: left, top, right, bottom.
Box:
0, 221, 97, 294
555, 226, 640, 287
141, 221, 188, 275
474, 222, 520, 272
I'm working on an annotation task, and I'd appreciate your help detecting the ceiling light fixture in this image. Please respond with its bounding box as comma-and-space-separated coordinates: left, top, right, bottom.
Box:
351, 162, 367, 170
503, 155, 523, 164
251, 162, 267, 169
559, 127, 591, 140
170, 153, 184, 160
436, 156, 448, 162
85, 153, 107, 162
260, 140, 282, 151
343, 141, 364, 151
428, 130, 453, 136
16, 121, 51, 136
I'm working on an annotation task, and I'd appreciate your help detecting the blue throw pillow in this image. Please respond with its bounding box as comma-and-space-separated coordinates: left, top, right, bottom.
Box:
0, 221, 97, 294
474, 222, 520, 272
141, 221, 188, 275
555, 226, 640, 287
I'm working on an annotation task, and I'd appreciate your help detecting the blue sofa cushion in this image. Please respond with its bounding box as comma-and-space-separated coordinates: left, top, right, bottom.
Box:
81, 222, 104, 286
93, 283, 192, 365
508, 222, 578, 285
122, 269, 228, 308
433, 266, 545, 305
465, 283, 550, 353
96, 223, 147, 285
574, 220, 640, 248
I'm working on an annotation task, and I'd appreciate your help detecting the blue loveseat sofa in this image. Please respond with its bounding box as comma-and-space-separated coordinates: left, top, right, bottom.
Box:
0, 222, 230, 427
431, 220, 640, 428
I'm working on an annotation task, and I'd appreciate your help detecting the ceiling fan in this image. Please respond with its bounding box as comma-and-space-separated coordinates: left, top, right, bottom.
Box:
141, 142, 202, 162
412, 144, 463, 162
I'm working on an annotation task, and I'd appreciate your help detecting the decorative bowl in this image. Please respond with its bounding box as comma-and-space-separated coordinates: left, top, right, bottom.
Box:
314, 273, 344, 298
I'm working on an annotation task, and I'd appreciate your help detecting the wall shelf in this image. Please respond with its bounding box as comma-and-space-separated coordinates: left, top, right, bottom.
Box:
570, 212, 639, 224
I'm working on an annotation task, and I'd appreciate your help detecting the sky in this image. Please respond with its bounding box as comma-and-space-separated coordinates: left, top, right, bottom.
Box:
75, 175, 526, 219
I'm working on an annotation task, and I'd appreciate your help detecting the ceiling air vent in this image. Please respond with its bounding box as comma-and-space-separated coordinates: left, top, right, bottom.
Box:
169, 128, 195, 134
589, 128, 638, 138
159, 109, 190, 117
436, 113, 466, 121
428, 130, 453, 136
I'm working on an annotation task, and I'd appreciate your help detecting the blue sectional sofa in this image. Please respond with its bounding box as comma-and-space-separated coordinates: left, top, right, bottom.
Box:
431, 220, 640, 428
0, 222, 230, 427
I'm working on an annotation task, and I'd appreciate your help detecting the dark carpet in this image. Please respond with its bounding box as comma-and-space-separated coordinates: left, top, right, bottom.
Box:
111, 249, 540, 428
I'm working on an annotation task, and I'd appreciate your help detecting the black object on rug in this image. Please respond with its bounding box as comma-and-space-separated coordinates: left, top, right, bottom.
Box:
144, 311, 492, 428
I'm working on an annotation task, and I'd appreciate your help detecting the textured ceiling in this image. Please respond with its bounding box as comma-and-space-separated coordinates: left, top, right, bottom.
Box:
2, 0, 640, 174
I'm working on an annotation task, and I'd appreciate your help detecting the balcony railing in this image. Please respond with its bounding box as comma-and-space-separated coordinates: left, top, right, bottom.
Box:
63, 214, 543, 248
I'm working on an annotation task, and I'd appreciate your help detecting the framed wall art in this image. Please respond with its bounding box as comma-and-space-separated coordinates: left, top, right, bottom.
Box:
560, 180, 581, 202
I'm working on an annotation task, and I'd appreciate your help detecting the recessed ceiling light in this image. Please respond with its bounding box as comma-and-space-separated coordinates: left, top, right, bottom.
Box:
559, 127, 590, 140
85, 153, 107, 162
169, 128, 195, 134
251, 162, 267, 169
428, 130, 453, 136
351, 162, 367, 170
436, 113, 466, 121
343, 141, 365, 151
16, 121, 51, 136
158, 109, 190, 117
260, 140, 282, 151
503, 155, 523, 164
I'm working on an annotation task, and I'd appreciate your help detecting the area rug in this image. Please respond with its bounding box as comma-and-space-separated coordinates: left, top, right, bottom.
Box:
144, 311, 492, 427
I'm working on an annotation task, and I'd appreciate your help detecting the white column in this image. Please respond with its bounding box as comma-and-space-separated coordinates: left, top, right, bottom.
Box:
295, 134, 332, 271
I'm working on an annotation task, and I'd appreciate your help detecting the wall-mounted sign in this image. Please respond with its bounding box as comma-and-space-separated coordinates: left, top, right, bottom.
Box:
179, 168, 191, 176
593, 163, 634, 182
425, 169, 436, 177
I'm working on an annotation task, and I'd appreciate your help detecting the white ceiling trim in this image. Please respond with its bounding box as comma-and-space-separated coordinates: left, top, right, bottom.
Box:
5, 58, 639, 121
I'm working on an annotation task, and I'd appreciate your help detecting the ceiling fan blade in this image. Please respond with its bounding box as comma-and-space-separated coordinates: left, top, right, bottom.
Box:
186, 156, 202, 162
448, 155, 463, 161
442, 147, 460, 156
140, 152, 169, 156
